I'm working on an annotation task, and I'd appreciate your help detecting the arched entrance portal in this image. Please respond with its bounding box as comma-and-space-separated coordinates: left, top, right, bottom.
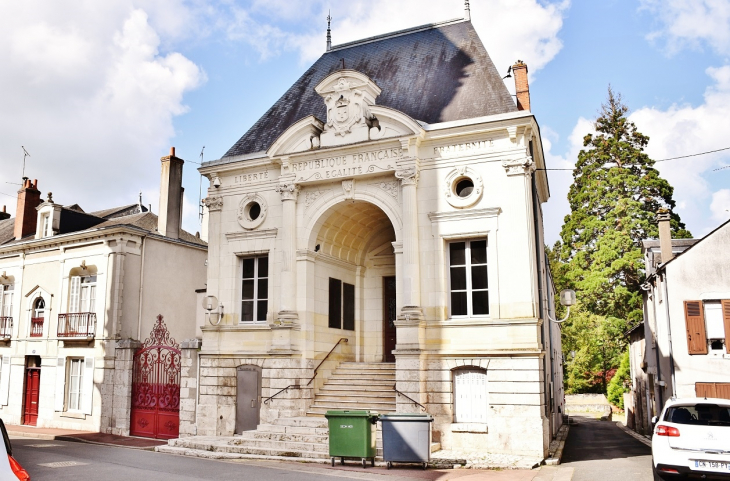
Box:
311, 200, 397, 362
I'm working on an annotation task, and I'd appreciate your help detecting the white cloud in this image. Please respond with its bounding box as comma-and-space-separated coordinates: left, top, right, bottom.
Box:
630, 65, 730, 236
0, 3, 204, 224
641, 0, 730, 55
710, 189, 730, 222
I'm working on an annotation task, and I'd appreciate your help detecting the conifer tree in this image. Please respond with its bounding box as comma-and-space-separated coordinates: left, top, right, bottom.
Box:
559, 88, 691, 325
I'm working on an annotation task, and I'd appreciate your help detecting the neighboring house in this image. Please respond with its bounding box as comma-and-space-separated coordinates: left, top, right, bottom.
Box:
186, 10, 563, 459
0, 148, 206, 438
627, 213, 730, 435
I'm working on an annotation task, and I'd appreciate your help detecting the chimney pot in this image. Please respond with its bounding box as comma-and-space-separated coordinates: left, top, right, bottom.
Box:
512, 60, 531, 112
14, 177, 42, 239
0, 205, 9, 221
170, 146, 176, 157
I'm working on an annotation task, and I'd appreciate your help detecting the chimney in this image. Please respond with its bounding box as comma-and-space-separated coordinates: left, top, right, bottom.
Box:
657, 210, 673, 264
158, 147, 184, 239
512, 60, 530, 111
0, 206, 10, 221
14, 178, 42, 240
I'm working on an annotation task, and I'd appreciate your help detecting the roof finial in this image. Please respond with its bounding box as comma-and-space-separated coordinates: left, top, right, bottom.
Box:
326, 11, 332, 51
465, 0, 471, 21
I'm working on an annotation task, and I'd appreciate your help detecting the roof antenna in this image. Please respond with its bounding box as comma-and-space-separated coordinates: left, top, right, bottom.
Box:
326, 11, 332, 51
465, 0, 471, 21
21, 146, 30, 180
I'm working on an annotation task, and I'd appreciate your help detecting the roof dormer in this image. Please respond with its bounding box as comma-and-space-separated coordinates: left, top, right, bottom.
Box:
35, 192, 61, 239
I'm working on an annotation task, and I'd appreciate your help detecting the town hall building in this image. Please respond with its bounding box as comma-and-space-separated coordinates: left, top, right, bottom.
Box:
182, 6, 563, 459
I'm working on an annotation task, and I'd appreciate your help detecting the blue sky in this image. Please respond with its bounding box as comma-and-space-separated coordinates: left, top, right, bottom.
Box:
1, 0, 728, 243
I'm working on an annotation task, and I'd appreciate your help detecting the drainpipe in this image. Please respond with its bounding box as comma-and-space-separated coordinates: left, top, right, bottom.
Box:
649, 279, 663, 409
661, 272, 677, 398
137, 236, 146, 341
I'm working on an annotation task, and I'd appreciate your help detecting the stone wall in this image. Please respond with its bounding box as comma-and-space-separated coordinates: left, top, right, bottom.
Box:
107, 340, 140, 435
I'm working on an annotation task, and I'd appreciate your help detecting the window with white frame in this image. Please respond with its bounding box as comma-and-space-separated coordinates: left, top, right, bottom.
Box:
704, 301, 727, 353
41, 213, 51, 237
454, 368, 488, 423
67, 358, 84, 411
0, 284, 13, 317
684, 300, 730, 355
241, 256, 268, 322
69, 276, 97, 313
448, 240, 489, 317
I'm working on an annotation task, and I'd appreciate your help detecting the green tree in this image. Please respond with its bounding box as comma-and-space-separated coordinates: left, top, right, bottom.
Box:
607, 350, 631, 409
559, 88, 691, 325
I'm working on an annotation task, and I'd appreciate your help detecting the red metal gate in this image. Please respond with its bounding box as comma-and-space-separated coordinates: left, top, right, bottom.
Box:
130, 315, 181, 439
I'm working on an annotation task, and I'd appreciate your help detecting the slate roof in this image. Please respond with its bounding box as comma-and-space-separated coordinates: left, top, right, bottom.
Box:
222, 19, 516, 159
0, 205, 205, 248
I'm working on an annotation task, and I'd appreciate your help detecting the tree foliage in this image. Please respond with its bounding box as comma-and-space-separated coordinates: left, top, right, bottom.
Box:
553, 88, 690, 394
607, 350, 631, 409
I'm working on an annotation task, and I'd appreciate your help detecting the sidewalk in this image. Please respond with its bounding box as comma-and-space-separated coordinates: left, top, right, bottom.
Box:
6, 424, 167, 449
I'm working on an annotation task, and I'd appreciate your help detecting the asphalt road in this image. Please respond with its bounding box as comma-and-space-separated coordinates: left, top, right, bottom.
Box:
560, 416, 653, 481
10, 437, 397, 481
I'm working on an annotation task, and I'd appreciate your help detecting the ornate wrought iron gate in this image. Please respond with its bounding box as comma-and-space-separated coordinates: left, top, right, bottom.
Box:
130, 315, 181, 439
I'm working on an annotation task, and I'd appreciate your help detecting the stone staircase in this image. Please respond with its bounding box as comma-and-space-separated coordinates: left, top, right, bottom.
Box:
158, 362, 396, 462
306, 362, 396, 416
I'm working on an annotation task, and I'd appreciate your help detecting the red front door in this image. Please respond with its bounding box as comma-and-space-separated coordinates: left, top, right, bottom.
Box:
23, 368, 40, 426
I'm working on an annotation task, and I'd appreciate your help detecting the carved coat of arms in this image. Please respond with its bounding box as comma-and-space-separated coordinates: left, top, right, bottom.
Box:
324, 78, 370, 137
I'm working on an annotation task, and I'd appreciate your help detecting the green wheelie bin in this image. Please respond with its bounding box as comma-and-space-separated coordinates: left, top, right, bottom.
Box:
325, 410, 379, 468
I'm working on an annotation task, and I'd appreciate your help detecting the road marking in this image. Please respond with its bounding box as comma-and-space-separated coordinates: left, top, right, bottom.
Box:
38, 461, 90, 468
26, 444, 63, 448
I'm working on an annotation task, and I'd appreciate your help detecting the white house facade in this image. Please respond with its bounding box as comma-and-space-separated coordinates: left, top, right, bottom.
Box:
186, 16, 563, 459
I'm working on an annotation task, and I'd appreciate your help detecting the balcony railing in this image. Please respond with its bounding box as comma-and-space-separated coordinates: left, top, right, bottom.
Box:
30, 318, 44, 337
0, 317, 12, 338
57, 312, 96, 338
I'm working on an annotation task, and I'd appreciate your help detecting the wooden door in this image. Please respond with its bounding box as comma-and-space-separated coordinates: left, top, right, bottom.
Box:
383, 276, 397, 363
23, 368, 40, 426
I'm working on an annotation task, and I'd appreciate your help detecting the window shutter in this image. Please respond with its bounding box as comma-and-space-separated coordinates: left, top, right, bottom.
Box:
0, 356, 10, 405
684, 301, 708, 355
82, 357, 94, 415
54, 357, 66, 411
722, 300, 730, 342
69, 276, 81, 313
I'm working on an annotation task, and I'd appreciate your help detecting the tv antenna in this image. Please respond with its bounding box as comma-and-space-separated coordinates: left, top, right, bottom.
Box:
198, 146, 205, 223
21, 146, 30, 179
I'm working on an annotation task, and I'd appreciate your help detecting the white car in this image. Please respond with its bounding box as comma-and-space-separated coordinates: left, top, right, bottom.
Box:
652, 397, 730, 480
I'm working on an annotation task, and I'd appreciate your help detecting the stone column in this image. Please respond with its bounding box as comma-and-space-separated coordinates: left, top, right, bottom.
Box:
394, 162, 423, 321
203, 194, 224, 321
274, 181, 300, 324
110, 339, 141, 436
179, 338, 201, 437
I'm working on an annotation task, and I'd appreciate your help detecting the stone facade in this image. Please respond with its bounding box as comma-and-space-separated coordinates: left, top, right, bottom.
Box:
191, 54, 564, 459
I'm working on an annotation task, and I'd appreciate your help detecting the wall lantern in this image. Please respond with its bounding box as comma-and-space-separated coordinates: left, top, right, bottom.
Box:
548, 289, 576, 324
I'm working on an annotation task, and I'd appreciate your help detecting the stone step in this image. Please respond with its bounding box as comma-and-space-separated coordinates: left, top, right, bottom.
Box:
156, 445, 331, 464
318, 385, 395, 393
314, 395, 396, 404
328, 372, 395, 378
324, 378, 394, 385
228, 437, 329, 454
237, 431, 329, 443
170, 437, 334, 459
271, 416, 328, 428
338, 362, 395, 368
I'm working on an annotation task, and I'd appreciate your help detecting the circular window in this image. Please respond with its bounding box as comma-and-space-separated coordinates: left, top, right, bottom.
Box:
237, 194, 267, 230
247, 202, 261, 221
444, 167, 483, 208
455, 178, 474, 198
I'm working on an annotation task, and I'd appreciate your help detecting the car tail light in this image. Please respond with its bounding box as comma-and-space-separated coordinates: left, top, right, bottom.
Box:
8, 455, 30, 481
655, 424, 680, 437
659, 467, 680, 474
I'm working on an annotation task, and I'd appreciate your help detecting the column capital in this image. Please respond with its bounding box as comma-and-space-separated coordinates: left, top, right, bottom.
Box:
502, 156, 536, 177
275, 181, 300, 201
203, 195, 224, 212
395, 166, 419, 186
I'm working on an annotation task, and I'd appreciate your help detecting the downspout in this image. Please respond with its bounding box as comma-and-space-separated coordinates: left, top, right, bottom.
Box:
649, 279, 663, 408
661, 272, 677, 398
137, 236, 146, 341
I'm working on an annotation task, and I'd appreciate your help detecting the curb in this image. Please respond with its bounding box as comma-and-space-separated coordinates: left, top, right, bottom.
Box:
545, 423, 570, 466
615, 421, 651, 447
8, 430, 161, 451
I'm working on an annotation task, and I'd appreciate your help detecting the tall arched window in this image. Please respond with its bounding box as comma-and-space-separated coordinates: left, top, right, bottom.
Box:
30, 297, 45, 337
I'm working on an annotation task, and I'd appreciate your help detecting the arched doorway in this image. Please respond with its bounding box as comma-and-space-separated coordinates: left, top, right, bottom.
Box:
310, 200, 397, 362
130, 315, 181, 439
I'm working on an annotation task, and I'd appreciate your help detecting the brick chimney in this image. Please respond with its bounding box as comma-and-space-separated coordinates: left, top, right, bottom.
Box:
657, 210, 673, 264
512, 60, 531, 111
158, 147, 184, 240
0, 206, 10, 221
14, 178, 42, 240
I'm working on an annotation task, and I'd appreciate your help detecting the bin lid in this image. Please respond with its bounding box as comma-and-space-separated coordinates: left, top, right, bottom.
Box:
325, 410, 379, 417
379, 413, 433, 421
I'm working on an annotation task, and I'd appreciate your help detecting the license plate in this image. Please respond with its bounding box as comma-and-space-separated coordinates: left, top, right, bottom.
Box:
692, 460, 730, 472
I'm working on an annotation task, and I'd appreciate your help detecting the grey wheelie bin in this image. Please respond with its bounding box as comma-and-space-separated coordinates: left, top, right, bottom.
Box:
325, 410, 378, 468
380, 413, 434, 469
